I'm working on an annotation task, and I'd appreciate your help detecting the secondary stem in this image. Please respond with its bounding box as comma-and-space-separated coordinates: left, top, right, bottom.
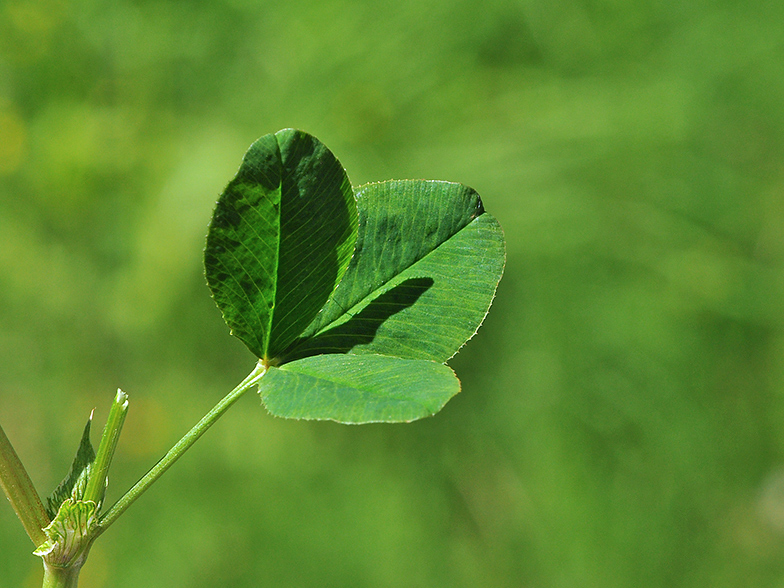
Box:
0, 422, 50, 546
94, 361, 267, 536
83, 390, 129, 505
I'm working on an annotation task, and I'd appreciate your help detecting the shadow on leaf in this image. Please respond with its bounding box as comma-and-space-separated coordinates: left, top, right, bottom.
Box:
280, 277, 434, 363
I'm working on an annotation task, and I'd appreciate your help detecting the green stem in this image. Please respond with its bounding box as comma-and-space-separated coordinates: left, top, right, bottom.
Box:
95, 362, 267, 536
83, 390, 129, 505
0, 422, 50, 546
42, 562, 82, 588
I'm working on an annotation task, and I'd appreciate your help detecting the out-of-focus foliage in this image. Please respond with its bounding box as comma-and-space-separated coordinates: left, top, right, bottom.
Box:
2, 0, 784, 586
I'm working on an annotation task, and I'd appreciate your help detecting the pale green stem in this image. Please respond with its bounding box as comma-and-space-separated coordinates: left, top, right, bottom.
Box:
0, 422, 50, 546
94, 362, 267, 536
83, 390, 129, 505
42, 562, 82, 588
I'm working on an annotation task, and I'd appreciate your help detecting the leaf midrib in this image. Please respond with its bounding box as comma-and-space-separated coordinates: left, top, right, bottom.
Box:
264, 137, 284, 361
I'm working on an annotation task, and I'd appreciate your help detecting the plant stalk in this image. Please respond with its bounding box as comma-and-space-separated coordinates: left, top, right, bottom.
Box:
0, 422, 50, 546
42, 562, 82, 588
95, 362, 267, 536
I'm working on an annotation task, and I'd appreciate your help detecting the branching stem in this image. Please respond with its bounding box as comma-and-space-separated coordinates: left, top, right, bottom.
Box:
94, 362, 267, 536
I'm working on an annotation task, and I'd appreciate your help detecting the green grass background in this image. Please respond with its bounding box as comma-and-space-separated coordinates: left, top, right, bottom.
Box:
2, 0, 784, 586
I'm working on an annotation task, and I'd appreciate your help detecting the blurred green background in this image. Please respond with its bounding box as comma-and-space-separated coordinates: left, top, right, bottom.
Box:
2, 0, 784, 586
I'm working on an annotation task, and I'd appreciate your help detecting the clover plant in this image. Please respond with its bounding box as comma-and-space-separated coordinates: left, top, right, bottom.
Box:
0, 129, 505, 587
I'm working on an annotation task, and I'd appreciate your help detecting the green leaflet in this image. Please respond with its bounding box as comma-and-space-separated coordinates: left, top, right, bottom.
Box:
259, 354, 460, 424
205, 129, 358, 362
282, 180, 506, 363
